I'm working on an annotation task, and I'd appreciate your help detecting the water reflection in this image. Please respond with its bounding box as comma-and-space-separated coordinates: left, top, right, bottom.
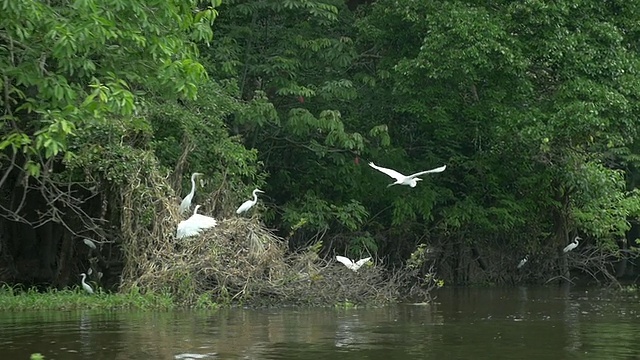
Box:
1, 287, 640, 359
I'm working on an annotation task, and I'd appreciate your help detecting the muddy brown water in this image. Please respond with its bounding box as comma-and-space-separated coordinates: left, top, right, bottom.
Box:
2, 286, 640, 359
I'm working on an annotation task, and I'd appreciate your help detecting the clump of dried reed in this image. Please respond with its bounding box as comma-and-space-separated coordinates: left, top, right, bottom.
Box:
116, 161, 413, 306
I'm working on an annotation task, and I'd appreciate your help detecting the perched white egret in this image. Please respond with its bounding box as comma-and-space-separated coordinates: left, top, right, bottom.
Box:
336, 256, 372, 272
236, 189, 264, 214
80, 273, 94, 294
517, 255, 529, 269
563, 236, 581, 253
176, 205, 218, 239
368, 162, 446, 187
82, 238, 97, 250
179, 172, 204, 215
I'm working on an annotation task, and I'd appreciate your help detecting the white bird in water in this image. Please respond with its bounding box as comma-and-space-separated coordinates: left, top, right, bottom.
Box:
368, 162, 446, 187
517, 255, 529, 269
336, 256, 372, 272
179, 172, 204, 215
176, 205, 218, 239
563, 236, 581, 253
236, 188, 264, 214
80, 273, 94, 294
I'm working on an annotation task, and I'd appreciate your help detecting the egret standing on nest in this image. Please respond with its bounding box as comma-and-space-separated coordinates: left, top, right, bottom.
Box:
236, 189, 264, 215
336, 256, 372, 272
563, 236, 581, 253
176, 205, 218, 239
368, 162, 446, 188
80, 273, 94, 294
179, 172, 204, 215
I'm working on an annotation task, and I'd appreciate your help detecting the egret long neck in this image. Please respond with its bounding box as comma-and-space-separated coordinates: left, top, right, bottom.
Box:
188, 176, 197, 196
252, 190, 259, 202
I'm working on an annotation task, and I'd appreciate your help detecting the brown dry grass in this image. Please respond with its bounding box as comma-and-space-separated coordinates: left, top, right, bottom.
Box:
116, 165, 407, 306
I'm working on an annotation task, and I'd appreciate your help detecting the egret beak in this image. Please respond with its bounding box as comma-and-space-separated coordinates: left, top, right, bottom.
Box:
386, 183, 395, 188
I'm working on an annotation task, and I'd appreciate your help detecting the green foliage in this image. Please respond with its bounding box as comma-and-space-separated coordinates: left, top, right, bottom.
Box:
571, 161, 640, 246
282, 194, 368, 232
0, 284, 195, 311
352, 0, 640, 278
149, 80, 266, 212
4, 0, 640, 291
1, 0, 219, 169
206, 0, 388, 243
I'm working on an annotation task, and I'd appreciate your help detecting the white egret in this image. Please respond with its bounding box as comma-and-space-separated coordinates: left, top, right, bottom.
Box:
368, 162, 446, 187
80, 273, 94, 294
336, 256, 371, 272
176, 205, 218, 239
517, 255, 529, 269
236, 189, 264, 214
179, 172, 204, 215
82, 238, 97, 250
563, 236, 581, 253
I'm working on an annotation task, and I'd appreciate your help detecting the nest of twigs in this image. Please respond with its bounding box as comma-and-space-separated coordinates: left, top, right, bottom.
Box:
114, 160, 433, 306
123, 214, 406, 306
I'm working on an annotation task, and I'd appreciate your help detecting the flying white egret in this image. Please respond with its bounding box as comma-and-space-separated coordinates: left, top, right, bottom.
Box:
336, 256, 372, 272
236, 189, 264, 214
176, 205, 218, 239
517, 255, 529, 269
179, 172, 204, 215
80, 273, 94, 294
563, 236, 581, 253
368, 162, 446, 187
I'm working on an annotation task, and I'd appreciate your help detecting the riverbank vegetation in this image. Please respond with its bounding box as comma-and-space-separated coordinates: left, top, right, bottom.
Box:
2, 0, 640, 307
0, 284, 179, 311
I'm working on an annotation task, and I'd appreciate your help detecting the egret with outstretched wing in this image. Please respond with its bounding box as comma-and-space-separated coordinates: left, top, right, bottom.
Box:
368, 162, 446, 187
176, 205, 218, 239
336, 256, 372, 272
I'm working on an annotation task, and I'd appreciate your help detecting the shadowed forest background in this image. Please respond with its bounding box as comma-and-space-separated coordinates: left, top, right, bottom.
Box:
2, 0, 640, 303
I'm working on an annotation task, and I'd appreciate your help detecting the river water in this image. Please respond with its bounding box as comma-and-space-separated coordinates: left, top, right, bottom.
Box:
2, 286, 639, 359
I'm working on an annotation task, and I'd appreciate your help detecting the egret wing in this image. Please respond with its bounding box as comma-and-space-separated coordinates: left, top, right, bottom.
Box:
236, 200, 253, 214
407, 165, 447, 178
179, 194, 193, 214
368, 162, 405, 181
83, 283, 94, 294
176, 219, 202, 239
335, 255, 355, 268
192, 214, 218, 228
354, 257, 372, 267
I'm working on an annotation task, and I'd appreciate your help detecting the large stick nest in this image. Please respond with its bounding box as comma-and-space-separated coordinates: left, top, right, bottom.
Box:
116, 166, 406, 306
123, 217, 402, 306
